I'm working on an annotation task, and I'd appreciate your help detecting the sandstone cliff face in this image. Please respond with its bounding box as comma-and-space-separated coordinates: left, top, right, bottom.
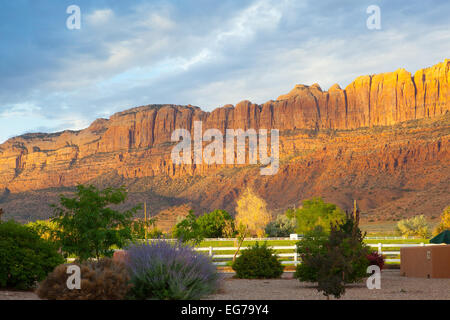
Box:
0, 61, 449, 221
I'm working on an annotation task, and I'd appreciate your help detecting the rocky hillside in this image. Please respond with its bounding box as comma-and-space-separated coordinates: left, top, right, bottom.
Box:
0, 60, 449, 224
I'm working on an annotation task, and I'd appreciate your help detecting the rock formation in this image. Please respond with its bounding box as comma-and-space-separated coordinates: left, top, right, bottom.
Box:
0, 60, 449, 223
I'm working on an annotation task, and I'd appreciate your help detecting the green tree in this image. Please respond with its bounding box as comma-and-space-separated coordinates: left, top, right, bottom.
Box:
290, 198, 346, 235
51, 185, 140, 261
295, 212, 370, 299
396, 215, 430, 238
173, 211, 204, 245
197, 209, 234, 238
0, 221, 64, 290
265, 214, 296, 237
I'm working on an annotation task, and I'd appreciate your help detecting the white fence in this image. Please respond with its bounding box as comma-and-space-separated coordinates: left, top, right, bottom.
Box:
194, 236, 414, 241
195, 243, 437, 266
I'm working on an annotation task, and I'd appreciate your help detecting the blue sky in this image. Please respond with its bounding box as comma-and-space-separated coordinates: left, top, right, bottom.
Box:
0, 0, 449, 143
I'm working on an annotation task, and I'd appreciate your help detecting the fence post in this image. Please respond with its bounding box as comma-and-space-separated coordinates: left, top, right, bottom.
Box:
209, 246, 213, 257
294, 244, 298, 265
420, 242, 424, 247
378, 243, 382, 254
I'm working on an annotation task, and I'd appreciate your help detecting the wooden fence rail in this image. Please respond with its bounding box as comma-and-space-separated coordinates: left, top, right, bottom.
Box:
195, 243, 436, 266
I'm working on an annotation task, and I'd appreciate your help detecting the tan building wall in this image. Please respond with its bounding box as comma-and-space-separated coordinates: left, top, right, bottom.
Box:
400, 245, 450, 278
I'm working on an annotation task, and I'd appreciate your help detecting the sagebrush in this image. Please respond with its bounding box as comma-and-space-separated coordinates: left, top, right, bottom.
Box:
36, 258, 131, 300
125, 241, 220, 300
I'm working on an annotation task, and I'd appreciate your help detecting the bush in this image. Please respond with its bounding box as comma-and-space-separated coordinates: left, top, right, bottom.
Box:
232, 242, 284, 279
295, 212, 370, 299
396, 215, 430, 238
367, 252, 385, 270
125, 241, 220, 300
265, 214, 296, 237
0, 221, 65, 290
36, 258, 131, 300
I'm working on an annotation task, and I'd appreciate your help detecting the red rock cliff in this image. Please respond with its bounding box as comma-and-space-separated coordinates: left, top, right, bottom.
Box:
0, 60, 449, 194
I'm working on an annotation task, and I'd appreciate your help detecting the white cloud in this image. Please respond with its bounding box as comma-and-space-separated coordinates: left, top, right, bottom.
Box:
86, 9, 114, 26
216, 0, 284, 42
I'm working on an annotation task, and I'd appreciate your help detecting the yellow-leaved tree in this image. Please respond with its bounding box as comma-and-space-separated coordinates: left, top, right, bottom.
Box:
235, 188, 271, 238
433, 206, 450, 236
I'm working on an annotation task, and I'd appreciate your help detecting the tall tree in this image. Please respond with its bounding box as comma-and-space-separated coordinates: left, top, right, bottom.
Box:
235, 188, 271, 238
51, 185, 140, 261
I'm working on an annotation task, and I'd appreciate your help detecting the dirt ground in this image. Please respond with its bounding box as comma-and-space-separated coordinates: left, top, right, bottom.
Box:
0, 290, 40, 300
1, 270, 449, 300
205, 270, 450, 300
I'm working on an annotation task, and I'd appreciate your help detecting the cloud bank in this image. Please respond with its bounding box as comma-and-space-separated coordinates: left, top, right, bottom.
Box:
0, 0, 449, 143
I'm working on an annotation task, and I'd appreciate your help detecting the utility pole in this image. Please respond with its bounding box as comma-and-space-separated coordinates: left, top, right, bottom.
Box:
144, 202, 148, 242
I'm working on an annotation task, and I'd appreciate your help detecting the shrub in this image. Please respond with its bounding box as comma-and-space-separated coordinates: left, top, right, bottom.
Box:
36, 258, 131, 300
0, 221, 65, 290
367, 252, 385, 270
125, 241, 220, 300
295, 212, 370, 299
265, 214, 296, 237
396, 215, 430, 238
232, 242, 284, 279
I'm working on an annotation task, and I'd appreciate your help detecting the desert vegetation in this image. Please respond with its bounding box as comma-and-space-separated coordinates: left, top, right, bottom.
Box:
0, 185, 446, 300
232, 242, 284, 279
396, 215, 430, 238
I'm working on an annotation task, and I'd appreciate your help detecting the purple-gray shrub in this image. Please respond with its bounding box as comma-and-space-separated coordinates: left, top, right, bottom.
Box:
125, 241, 221, 300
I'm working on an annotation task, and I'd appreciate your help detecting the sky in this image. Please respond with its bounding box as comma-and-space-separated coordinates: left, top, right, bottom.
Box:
0, 0, 449, 143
